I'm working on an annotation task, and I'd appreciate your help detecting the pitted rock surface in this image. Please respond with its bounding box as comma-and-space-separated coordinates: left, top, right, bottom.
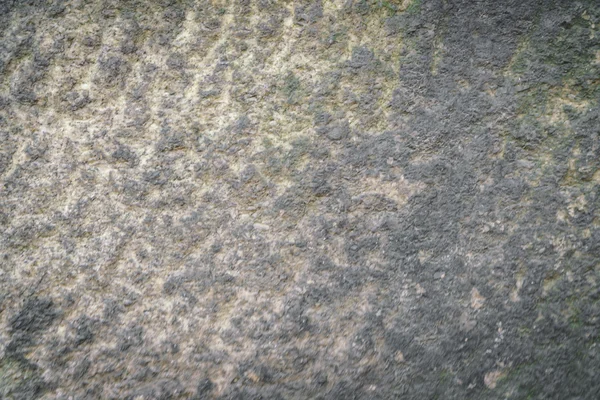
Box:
1, 1, 599, 399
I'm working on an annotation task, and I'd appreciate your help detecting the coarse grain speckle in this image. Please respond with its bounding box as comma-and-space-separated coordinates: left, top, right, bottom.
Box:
0, 0, 599, 399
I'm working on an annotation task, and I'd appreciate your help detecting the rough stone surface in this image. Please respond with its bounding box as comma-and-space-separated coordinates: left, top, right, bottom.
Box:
0, 0, 599, 399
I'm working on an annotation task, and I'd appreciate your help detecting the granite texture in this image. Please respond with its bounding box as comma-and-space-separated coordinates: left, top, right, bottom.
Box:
0, 0, 599, 399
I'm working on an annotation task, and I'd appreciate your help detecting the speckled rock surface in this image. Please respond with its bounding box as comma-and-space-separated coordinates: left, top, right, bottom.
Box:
1, 0, 599, 399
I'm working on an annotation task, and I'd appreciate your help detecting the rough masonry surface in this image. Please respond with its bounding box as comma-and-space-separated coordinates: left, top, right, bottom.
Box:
0, 0, 599, 399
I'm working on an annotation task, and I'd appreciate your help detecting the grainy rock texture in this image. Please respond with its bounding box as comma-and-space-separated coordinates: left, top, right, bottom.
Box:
1, 0, 599, 399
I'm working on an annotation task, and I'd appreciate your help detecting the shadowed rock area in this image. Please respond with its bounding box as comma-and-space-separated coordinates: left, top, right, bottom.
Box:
0, 0, 599, 398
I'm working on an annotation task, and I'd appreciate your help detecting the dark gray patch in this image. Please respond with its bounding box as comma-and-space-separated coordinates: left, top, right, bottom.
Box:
117, 325, 144, 351
64, 90, 91, 111
193, 378, 214, 399
9, 297, 57, 337
95, 56, 130, 87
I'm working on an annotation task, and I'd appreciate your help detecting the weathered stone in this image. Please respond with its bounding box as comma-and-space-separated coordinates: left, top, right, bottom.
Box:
0, 0, 599, 399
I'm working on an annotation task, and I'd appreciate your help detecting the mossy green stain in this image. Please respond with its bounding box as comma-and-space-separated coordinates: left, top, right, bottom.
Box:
0, 356, 46, 399
405, 0, 422, 15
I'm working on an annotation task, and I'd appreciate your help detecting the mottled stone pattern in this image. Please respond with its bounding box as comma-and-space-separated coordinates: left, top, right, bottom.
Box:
0, 0, 598, 399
